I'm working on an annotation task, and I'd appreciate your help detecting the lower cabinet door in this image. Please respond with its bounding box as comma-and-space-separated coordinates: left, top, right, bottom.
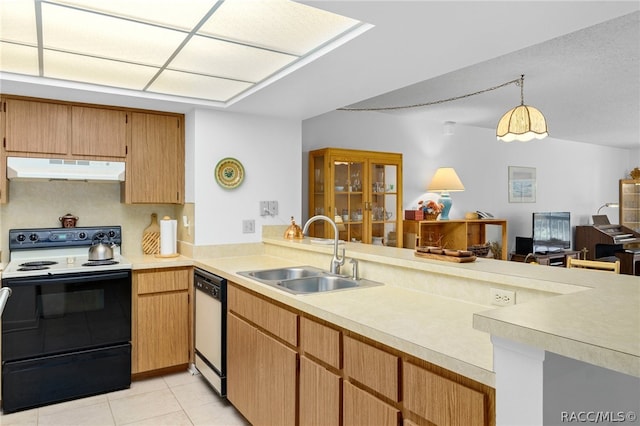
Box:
136, 291, 188, 372
299, 356, 341, 426
343, 380, 400, 426
227, 313, 297, 426
403, 361, 486, 426
227, 313, 258, 424
255, 330, 297, 426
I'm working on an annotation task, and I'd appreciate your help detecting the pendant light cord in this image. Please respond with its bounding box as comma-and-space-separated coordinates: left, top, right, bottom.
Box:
337, 76, 523, 112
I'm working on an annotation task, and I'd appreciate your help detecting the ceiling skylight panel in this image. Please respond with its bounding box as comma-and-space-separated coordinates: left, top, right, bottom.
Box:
50, 0, 218, 31
43, 50, 159, 90
148, 69, 252, 102
0, 0, 37, 44
168, 34, 296, 82
198, 0, 360, 56
0, 42, 39, 75
41, 2, 187, 66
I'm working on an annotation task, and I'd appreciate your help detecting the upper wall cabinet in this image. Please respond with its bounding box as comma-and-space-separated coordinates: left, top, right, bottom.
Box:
122, 112, 184, 205
3, 98, 70, 155
2, 97, 127, 159
71, 106, 128, 158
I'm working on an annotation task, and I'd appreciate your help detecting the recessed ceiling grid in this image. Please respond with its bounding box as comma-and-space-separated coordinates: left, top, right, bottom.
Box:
0, 0, 362, 103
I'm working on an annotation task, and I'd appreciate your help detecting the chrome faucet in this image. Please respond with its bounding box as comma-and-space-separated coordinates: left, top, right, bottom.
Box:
349, 258, 359, 280
302, 215, 345, 274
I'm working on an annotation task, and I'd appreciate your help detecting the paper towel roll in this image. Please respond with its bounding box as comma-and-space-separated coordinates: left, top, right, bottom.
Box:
160, 217, 177, 255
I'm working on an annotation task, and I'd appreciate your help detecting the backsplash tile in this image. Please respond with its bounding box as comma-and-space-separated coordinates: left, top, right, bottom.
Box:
0, 181, 178, 262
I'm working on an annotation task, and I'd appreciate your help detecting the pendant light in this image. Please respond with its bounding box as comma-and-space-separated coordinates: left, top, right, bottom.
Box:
496, 75, 548, 142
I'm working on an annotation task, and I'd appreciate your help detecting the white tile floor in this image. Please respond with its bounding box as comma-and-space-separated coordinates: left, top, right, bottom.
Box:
0, 371, 249, 426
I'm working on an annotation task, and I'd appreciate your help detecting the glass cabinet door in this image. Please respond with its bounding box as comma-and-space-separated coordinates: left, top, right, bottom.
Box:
620, 179, 640, 232
334, 160, 365, 243
370, 162, 398, 246
308, 148, 403, 247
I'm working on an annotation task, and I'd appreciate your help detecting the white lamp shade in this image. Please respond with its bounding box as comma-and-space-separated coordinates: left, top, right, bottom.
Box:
496, 104, 548, 142
427, 167, 465, 192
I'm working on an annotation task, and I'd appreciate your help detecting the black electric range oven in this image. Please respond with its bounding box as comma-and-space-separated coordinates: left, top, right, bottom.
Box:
1, 226, 132, 413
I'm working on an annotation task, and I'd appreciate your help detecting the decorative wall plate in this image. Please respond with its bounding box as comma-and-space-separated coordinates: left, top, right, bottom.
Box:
215, 157, 245, 189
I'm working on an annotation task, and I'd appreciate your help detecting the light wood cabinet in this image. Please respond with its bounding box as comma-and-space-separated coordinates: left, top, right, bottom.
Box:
3, 97, 70, 155
3, 98, 128, 158
299, 356, 341, 426
620, 179, 640, 233
405, 219, 508, 260
309, 148, 403, 247
123, 112, 184, 204
225, 283, 495, 425
132, 267, 191, 374
344, 335, 399, 402
0, 95, 185, 205
343, 380, 400, 426
227, 284, 298, 426
71, 106, 128, 158
403, 361, 487, 426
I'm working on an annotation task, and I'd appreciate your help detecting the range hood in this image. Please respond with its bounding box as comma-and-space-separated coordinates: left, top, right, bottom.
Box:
7, 157, 125, 182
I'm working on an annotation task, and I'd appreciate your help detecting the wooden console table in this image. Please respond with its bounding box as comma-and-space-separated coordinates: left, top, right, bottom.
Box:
403, 219, 508, 259
510, 250, 581, 267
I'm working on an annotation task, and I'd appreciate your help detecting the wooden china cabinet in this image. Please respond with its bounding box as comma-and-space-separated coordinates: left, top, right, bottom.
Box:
620, 178, 640, 233
308, 148, 403, 247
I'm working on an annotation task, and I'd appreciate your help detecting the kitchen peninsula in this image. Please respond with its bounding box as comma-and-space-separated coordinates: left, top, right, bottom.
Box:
189, 231, 639, 426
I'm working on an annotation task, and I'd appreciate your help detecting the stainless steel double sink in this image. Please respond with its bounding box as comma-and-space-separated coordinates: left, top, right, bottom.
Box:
237, 266, 383, 295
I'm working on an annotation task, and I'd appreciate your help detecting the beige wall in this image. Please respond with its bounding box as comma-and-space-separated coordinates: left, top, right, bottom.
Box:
0, 181, 180, 262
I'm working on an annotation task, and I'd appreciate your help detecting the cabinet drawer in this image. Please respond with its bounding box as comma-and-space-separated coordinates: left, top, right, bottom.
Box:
343, 335, 399, 401
403, 361, 486, 426
135, 268, 190, 295
228, 285, 297, 346
300, 317, 341, 369
343, 380, 400, 426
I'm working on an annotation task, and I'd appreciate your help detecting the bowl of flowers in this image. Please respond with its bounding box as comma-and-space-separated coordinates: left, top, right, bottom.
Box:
418, 200, 444, 221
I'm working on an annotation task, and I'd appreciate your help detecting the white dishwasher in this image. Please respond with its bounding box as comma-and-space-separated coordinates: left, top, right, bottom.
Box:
194, 268, 226, 397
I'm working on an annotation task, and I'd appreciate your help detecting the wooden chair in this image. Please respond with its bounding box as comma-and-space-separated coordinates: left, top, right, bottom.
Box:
566, 257, 620, 273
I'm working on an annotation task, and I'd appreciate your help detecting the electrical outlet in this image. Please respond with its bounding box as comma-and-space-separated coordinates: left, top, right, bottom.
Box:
491, 288, 516, 306
242, 219, 255, 233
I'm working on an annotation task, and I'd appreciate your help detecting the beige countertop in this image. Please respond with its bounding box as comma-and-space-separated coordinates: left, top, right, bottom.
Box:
194, 254, 496, 386
124, 238, 640, 384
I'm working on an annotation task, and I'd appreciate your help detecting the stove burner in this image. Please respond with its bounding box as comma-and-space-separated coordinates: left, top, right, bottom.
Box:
17, 265, 51, 271
19, 261, 58, 267
82, 260, 119, 267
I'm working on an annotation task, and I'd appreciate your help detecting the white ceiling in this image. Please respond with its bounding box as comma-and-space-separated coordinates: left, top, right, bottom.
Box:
1, 1, 638, 149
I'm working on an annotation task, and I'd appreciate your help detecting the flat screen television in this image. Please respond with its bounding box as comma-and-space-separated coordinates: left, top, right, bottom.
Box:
532, 212, 571, 253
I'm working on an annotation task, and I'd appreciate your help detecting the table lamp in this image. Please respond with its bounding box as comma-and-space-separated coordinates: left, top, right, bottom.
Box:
427, 167, 465, 220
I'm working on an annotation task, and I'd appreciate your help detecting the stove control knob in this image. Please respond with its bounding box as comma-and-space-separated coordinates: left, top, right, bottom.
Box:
107, 230, 117, 239
29, 233, 39, 242
16, 233, 26, 242
78, 232, 87, 240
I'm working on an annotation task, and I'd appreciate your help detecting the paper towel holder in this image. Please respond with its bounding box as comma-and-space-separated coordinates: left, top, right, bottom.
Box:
154, 215, 180, 258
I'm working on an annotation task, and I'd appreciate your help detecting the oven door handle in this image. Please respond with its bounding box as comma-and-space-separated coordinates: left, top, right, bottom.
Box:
3, 270, 131, 287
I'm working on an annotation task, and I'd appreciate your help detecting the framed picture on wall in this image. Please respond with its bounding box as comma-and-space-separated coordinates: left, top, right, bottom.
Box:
508, 166, 536, 203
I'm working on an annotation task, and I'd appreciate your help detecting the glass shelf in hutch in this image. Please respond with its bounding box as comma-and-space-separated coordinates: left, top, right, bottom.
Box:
309, 148, 403, 247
